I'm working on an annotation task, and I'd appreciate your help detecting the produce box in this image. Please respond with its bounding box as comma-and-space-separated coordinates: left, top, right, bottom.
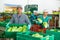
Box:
30, 24, 46, 33
0, 19, 10, 27
5, 32, 16, 38
16, 31, 54, 40
5, 19, 10, 22
5, 24, 28, 38
46, 29, 60, 40
0, 21, 7, 27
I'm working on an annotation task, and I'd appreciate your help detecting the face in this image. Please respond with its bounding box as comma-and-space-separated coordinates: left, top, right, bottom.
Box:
34, 12, 38, 15
17, 8, 22, 14
43, 12, 48, 16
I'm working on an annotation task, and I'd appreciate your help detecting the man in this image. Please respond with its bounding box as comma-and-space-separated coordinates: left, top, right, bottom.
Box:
30, 10, 39, 24
6, 6, 31, 29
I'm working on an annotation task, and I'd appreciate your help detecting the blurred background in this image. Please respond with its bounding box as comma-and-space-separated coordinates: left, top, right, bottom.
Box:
0, 0, 60, 12
0, 0, 60, 40
0, 0, 60, 27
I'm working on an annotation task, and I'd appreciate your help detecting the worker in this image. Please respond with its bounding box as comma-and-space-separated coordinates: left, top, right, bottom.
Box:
39, 10, 52, 23
30, 10, 39, 24
38, 10, 52, 28
6, 6, 31, 29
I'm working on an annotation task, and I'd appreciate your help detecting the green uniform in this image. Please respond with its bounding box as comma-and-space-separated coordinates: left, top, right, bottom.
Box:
37, 15, 52, 28
39, 15, 52, 23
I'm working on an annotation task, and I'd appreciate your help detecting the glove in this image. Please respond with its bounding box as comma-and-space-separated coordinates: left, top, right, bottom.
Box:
44, 23, 49, 28
28, 24, 31, 29
37, 18, 42, 23
6, 22, 10, 28
36, 21, 41, 24
33, 20, 36, 21
36, 21, 38, 23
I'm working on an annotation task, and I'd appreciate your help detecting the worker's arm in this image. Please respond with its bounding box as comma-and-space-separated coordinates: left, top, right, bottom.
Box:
25, 15, 31, 24
30, 15, 36, 24
48, 16, 52, 21
25, 15, 31, 29
30, 15, 33, 22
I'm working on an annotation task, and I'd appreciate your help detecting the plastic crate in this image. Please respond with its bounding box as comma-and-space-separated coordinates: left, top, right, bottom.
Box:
0, 22, 7, 27
46, 29, 60, 40
5, 32, 16, 38
16, 31, 54, 40
5, 19, 10, 22
5, 24, 28, 38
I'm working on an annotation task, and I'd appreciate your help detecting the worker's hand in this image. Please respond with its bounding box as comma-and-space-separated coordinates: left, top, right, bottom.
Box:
36, 21, 40, 24
36, 21, 38, 23
36, 20, 42, 24
28, 24, 31, 29
6, 22, 10, 28
33, 20, 37, 22
37, 18, 42, 23
45, 24, 49, 28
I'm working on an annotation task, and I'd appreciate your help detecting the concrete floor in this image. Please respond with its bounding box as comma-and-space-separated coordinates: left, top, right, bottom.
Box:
0, 38, 14, 40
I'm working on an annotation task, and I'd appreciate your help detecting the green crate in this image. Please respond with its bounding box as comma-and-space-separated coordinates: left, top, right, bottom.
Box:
5, 32, 16, 38
5, 24, 28, 38
46, 29, 60, 40
16, 36, 29, 40
8, 24, 28, 27
29, 31, 54, 40
0, 22, 7, 27
5, 19, 10, 22
16, 31, 54, 40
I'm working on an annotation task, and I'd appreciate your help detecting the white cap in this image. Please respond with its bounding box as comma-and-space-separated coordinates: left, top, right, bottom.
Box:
43, 9, 48, 12
33, 10, 38, 13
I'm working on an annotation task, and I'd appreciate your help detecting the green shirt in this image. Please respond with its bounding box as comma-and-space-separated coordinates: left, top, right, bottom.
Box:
39, 15, 52, 23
